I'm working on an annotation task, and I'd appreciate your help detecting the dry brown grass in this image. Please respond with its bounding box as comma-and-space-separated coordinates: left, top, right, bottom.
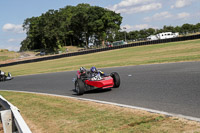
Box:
1, 91, 200, 133
64, 46, 83, 52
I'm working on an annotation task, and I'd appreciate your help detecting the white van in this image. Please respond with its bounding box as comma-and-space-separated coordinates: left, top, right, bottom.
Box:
156, 32, 179, 39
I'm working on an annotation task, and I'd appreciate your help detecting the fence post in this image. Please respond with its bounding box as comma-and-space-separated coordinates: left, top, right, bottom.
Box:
0, 110, 13, 133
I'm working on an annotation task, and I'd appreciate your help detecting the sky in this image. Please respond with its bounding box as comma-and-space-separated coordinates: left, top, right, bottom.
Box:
0, 0, 200, 51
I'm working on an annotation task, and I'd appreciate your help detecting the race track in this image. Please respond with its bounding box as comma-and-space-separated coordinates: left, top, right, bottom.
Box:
1, 61, 200, 119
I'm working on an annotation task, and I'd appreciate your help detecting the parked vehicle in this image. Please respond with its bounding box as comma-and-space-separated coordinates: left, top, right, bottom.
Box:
147, 32, 179, 40
157, 32, 179, 39
112, 40, 127, 46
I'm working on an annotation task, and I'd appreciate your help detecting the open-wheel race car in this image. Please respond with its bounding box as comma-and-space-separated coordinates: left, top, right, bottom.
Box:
74, 67, 120, 95
0, 70, 13, 82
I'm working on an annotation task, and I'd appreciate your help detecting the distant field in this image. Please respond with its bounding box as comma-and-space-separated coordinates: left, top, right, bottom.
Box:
0, 49, 19, 61
1, 39, 200, 76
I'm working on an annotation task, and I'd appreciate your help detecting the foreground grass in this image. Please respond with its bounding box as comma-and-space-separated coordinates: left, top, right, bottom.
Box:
0, 91, 200, 133
1, 39, 200, 76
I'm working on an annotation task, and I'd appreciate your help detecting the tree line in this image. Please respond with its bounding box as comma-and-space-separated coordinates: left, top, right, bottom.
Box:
114, 23, 200, 42
20, 4, 122, 51
20, 3, 200, 51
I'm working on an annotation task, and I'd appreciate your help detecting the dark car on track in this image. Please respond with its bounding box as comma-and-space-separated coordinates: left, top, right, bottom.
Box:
0, 71, 13, 81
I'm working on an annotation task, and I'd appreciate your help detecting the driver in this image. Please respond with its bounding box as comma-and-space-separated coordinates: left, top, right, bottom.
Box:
79, 67, 87, 78
90, 66, 105, 80
0, 70, 5, 75
80, 67, 86, 74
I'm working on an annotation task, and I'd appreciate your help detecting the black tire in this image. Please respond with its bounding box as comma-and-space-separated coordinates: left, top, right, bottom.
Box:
1, 75, 6, 81
4, 76, 6, 81
111, 72, 120, 88
75, 79, 85, 95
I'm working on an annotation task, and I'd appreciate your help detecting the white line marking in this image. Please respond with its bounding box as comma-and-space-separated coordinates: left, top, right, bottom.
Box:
2, 90, 200, 122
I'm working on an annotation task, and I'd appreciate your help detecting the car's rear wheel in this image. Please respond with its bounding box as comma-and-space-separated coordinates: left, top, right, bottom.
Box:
111, 72, 120, 88
75, 79, 85, 95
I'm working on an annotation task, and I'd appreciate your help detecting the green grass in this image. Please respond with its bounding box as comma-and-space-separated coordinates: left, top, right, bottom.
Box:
1, 39, 200, 76
0, 56, 12, 61
1, 91, 200, 133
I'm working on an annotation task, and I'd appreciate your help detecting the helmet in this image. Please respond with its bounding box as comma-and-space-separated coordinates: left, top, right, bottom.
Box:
90, 66, 97, 73
80, 67, 86, 73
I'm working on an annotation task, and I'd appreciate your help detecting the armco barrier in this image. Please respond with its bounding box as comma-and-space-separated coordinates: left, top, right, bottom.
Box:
0, 95, 32, 133
0, 34, 200, 67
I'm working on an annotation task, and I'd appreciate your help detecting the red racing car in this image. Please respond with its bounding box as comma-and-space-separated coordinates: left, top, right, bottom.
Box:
74, 67, 120, 95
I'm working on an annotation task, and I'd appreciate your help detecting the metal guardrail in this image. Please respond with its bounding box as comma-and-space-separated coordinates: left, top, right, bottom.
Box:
0, 95, 32, 133
0, 34, 200, 67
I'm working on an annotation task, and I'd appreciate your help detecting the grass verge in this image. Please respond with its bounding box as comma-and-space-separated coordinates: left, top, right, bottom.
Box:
1, 39, 200, 76
0, 91, 200, 133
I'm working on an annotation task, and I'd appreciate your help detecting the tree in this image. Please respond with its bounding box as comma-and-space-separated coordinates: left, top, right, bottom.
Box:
195, 23, 200, 32
59, 6, 75, 46
181, 23, 193, 34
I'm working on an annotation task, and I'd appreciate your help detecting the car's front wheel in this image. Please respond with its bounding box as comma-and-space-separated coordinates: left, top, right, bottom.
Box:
75, 79, 85, 95
111, 72, 120, 88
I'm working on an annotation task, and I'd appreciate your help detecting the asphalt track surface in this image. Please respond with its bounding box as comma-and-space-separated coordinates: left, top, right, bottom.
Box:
1, 61, 200, 119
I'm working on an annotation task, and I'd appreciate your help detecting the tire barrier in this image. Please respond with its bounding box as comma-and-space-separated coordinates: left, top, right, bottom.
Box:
0, 34, 200, 67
